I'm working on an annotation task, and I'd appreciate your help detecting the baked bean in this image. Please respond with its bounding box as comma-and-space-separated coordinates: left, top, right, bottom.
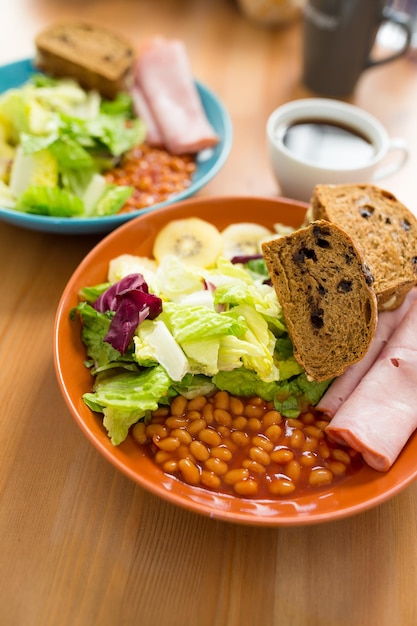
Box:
300, 451, 318, 468
252, 435, 274, 452
263, 410, 282, 428
177, 444, 194, 460
229, 397, 244, 415
105, 144, 196, 213
187, 396, 207, 411
205, 457, 228, 475
171, 428, 192, 445
201, 470, 221, 489
242, 459, 266, 474
218, 425, 231, 439
309, 467, 334, 487
146, 423, 168, 439
187, 410, 203, 421
202, 404, 214, 424
244, 405, 264, 420
187, 418, 207, 436
189, 440, 210, 462
224, 468, 249, 485
327, 461, 347, 476
152, 406, 170, 418
287, 418, 303, 428
213, 390, 230, 410
132, 421, 147, 444
247, 417, 262, 431
165, 416, 188, 429
302, 437, 318, 452
231, 430, 250, 447
265, 424, 282, 442
224, 438, 238, 454
270, 447, 294, 464
154, 436, 180, 452
162, 459, 178, 473
249, 446, 271, 466
268, 477, 296, 496
210, 446, 233, 462
198, 428, 222, 447
178, 458, 200, 485
304, 425, 322, 439
232, 416, 247, 430
248, 396, 264, 405
301, 411, 315, 425
285, 460, 301, 482
155, 450, 172, 464
170, 395, 188, 416
290, 429, 305, 448
331, 449, 351, 465
318, 440, 331, 459
140, 391, 364, 499
214, 408, 233, 427
233, 479, 258, 496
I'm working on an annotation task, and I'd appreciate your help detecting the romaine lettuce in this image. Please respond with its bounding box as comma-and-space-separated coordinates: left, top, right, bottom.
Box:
0, 75, 145, 218
83, 366, 173, 445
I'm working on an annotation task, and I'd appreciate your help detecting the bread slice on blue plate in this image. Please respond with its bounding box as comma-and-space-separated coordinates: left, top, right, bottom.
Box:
35, 22, 135, 98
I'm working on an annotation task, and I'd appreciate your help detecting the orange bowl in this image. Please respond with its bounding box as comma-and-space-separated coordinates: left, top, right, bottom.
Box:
53, 195, 417, 526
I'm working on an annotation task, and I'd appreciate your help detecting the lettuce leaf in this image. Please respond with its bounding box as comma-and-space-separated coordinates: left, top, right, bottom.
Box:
15, 185, 84, 216
273, 375, 333, 418
83, 366, 173, 445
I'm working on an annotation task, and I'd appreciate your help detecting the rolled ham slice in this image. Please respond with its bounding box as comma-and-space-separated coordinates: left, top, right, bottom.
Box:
130, 84, 164, 147
134, 36, 219, 154
317, 288, 417, 418
326, 300, 417, 471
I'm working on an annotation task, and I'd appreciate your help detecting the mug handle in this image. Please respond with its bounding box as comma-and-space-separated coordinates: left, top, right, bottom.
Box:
366, 6, 413, 69
371, 138, 409, 182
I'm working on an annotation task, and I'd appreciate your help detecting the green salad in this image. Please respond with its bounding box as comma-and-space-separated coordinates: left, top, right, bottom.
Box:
72, 250, 332, 446
0, 74, 145, 217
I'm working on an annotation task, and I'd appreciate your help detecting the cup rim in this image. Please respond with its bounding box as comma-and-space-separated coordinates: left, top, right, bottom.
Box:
266, 98, 388, 171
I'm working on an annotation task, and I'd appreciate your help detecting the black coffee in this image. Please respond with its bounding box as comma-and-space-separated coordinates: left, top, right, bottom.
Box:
281, 119, 375, 168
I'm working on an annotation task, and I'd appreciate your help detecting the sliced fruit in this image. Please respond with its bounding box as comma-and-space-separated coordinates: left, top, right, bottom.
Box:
221, 222, 273, 259
152, 217, 223, 268
108, 254, 158, 285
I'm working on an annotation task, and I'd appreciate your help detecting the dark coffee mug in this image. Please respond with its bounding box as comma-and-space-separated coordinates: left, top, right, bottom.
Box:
302, 0, 413, 97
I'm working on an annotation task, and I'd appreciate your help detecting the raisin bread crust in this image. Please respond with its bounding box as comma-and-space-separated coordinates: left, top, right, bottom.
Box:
310, 184, 417, 311
35, 22, 135, 98
262, 220, 378, 382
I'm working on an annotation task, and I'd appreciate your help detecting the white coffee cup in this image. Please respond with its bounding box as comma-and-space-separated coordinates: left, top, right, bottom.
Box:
266, 98, 409, 202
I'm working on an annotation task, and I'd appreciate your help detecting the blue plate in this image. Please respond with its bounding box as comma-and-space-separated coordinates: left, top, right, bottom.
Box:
0, 58, 233, 235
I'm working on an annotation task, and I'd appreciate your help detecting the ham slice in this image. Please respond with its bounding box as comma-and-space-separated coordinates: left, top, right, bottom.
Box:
131, 84, 164, 147
317, 288, 417, 417
326, 300, 417, 471
134, 36, 219, 154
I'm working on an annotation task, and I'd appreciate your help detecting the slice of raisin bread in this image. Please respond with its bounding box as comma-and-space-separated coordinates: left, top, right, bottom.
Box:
35, 22, 135, 98
262, 220, 378, 382
310, 184, 417, 311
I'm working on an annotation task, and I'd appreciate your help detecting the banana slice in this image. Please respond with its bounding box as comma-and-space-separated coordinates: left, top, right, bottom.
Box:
221, 222, 273, 259
152, 217, 223, 268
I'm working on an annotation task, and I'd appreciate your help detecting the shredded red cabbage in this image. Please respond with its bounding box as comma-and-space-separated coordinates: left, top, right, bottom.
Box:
93, 273, 162, 354
231, 254, 263, 264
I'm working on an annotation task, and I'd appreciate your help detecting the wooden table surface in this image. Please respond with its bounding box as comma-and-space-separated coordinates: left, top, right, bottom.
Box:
1, 1, 417, 625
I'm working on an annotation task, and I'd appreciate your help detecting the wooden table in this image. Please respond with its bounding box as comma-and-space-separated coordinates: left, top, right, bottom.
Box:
1, 2, 417, 624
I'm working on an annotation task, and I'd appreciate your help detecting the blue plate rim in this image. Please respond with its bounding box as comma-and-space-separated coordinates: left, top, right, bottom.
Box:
0, 57, 233, 234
